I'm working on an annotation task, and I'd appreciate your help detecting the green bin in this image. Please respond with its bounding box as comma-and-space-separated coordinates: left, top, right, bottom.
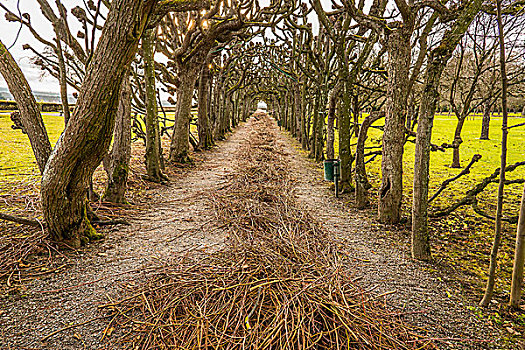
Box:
324, 159, 336, 181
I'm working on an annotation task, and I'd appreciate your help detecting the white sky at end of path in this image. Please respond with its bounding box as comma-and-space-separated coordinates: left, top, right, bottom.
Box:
0, 0, 341, 94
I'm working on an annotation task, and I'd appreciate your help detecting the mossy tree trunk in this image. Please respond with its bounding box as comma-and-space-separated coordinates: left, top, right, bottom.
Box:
41, 0, 157, 247
3, 0, 210, 246
197, 58, 214, 150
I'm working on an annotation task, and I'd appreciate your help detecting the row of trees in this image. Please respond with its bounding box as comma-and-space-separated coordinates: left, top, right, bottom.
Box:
252, 0, 525, 309
1, 0, 524, 309
0, 0, 275, 244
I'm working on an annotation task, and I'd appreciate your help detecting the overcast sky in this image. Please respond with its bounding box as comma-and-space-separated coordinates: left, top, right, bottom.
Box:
0, 0, 336, 93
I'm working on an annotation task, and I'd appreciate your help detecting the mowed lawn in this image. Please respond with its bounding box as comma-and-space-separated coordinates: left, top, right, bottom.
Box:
0, 112, 64, 180
356, 113, 525, 207
330, 113, 525, 208
0, 111, 196, 197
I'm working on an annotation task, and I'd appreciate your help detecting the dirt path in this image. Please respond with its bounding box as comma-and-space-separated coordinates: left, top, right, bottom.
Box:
0, 115, 504, 349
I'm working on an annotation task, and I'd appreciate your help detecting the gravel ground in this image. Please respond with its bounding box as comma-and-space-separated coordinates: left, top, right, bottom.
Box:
0, 115, 518, 349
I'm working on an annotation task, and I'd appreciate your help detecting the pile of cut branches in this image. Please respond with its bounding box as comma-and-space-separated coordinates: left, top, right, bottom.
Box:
103, 116, 434, 349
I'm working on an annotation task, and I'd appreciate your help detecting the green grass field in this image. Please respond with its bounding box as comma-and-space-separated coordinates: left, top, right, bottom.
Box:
0, 111, 198, 182
358, 113, 525, 210
0, 112, 64, 181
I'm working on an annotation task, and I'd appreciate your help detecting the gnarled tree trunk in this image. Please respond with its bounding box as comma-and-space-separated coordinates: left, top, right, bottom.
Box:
41, 0, 157, 247
197, 60, 214, 150
143, 28, 166, 182
170, 67, 199, 163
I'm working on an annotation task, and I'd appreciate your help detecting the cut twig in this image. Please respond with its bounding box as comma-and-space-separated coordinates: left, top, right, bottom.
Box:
102, 115, 436, 350
41, 316, 106, 341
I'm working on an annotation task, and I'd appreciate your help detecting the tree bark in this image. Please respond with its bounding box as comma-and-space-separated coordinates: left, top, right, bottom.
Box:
104, 70, 132, 204
300, 82, 308, 149
53, 24, 71, 126
378, 28, 412, 224
480, 0, 509, 307
315, 94, 324, 162
412, 66, 440, 261
326, 83, 339, 160
293, 84, 301, 139
510, 183, 525, 309
143, 28, 166, 182
412, 0, 482, 260
41, 0, 157, 248
355, 112, 384, 209
352, 93, 360, 138
308, 94, 319, 159
451, 117, 465, 168
339, 79, 354, 192
0, 40, 52, 174
197, 60, 214, 149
